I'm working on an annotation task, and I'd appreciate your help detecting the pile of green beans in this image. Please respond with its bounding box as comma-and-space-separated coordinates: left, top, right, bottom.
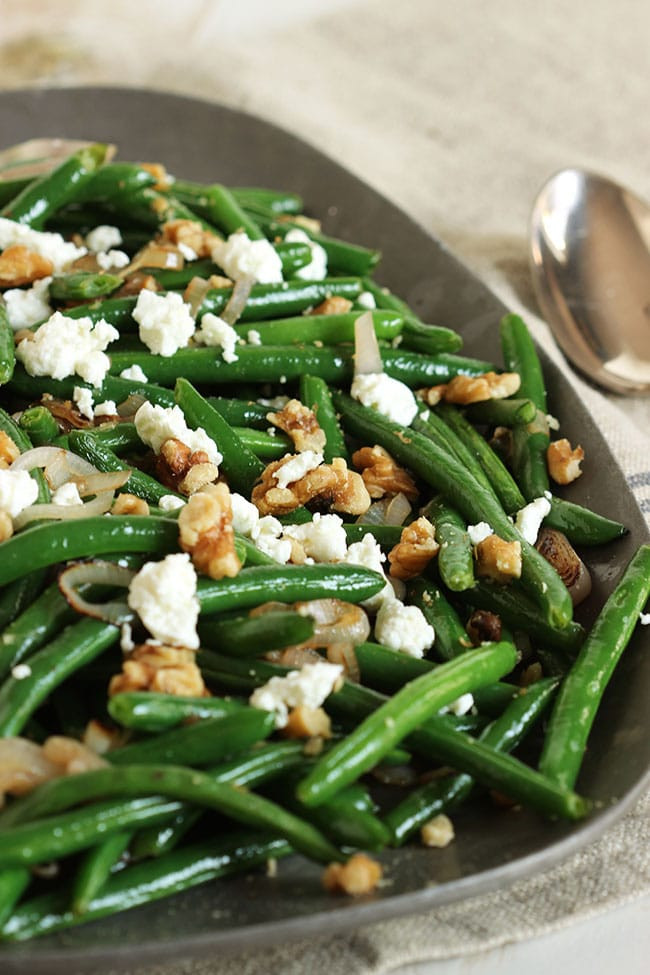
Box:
0, 142, 647, 943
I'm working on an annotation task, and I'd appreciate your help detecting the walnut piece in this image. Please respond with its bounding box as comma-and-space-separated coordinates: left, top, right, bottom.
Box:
42, 736, 108, 775
109, 643, 207, 697
420, 813, 455, 848
252, 456, 370, 516
308, 295, 353, 316
160, 219, 221, 259
0, 431, 20, 468
155, 438, 219, 495
0, 735, 107, 806
419, 371, 521, 406
0, 244, 54, 287
388, 517, 439, 580
282, 706, 332, 739
352, 444, 418, 500
547, 438, 584, 484
113, 272, 160, 298
112, 493, 150, 516
140, 161, 173, 190
475, 535, 522, 583
267, 398, 326, 454
178, 483, 241, 579
0, 511, 14, 543
322, 853, 382, 896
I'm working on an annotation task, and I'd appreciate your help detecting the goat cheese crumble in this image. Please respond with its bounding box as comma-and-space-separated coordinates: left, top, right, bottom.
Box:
96, 249, 130, 270
284, 228, 327, 280
0, 218, 86, 271
343, 532, 393, 609
15, 312, 118, 387
193, 312, 239, 363
350, 372, 418, 426
3, 277, 52, 330
51, 482, 84, 506
357, 290, 377, 310
133, 289, 195, 356
85, 225, 122, 252
249, 661, 343, 728
119, 364, 148, 383
134, 402, 222, 466
0, 469, 39, 519
212, 231, 283, 284
467, 522, 493, 546
273, 451, 323, 490
283, 513, 348, 562
514, 496, 551, 545
73, 385, 95, 420
158, 495, 185, 512
127, 553, 200, 649
374, 595, 434, 658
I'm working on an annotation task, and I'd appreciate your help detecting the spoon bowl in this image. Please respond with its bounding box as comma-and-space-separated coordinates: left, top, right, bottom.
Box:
529, 168, 650, 395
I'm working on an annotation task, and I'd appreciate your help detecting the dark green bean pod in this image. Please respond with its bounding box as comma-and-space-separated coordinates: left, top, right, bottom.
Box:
0, 301, 15, 385
0, 617, 119, 736
0, 406, 49, 501
208, 396, 270, 429
0, 868, 31, 928
341, 523, 403, 550
174, 378, 264, 496
299, 373, 350, 463
2, 832, 291, 942
49, 271, 122, 302
18, 405, 60, 445
68, 430, 182, 505
465, 397, 538, 426
71, 831, 132, 915
73, 162, 157, 204
231, 186, 303, 214
198, 277, 363, 321
544, 496, 627, 546
100, 185, 215, 231
258, 219, 381, 276
385, 676, 559, 844
0, 176, 33, 206
108, 691, 245, 732
233, 425, 292, 460
198, 609, 314, 658
413, 409, 496, 499
424, 496, 474, 591
83, 421, 143, 454
539, 544, 650, 790
0, 515, 178, 587
407, 577, 476, 661
35, 294, 138, 330
7, 364, 176, 409
0, 581, 76, 681
0, 143, 109, 227
232, 310, 403, 346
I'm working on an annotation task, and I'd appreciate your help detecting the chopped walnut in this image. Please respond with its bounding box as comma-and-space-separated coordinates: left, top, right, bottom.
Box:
252, 456, 370, 516
267, 398, 326, 454
547, 438, 584, 484
42, 736, 108, 774
109, 642, 207, 697
0, 431, 20, 468
0, 244, 54, 287
155, 439, 218, 495
475, 535, 522, 583
388, 517, 439, 580
0, 511, 14, 543
112, 493, 150, 516
178, 483, 241, 579
420, 813, 455, 848
83, 719, 124, 755
308, 295, 353, 316
0, 736, 108, 806
419, 371, 521, 406
278, 214, 322, 234
282, 706, 332, 739
322, 853, 382, 896
113, 272, 160, 298
140, 161, 173, 191
352, 444, 418, 500
179, 462, 221, 495
418, 384, 447, 407
160, 219, 221, 259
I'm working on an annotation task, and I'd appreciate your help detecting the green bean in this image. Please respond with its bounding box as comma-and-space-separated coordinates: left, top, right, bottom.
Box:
0, 617, 119, 736
0, 176, 33, 206
232, 310, 403, 346
0, 581, 76, 681
358, 276, 463, 355
0, 515, 178, 587
0, 763, 341, 865
18, 405, 59, 445
7, 364, 176, 409
108, 691, 245, 732
385, 676, 559, 844
407, 577, 475, 660
196, 563, 385, 616
71, 830, 132, 915
544, 496, 627, 546
434, 403, 526, 514
74, 162, 157, 204
277, 776, 391, 852
274, 239, 314, 276
2, 832, 290, 941
198, 609, 314, 658
0, 406, 49, 501
82, 420, 143, 454
208, 396, 270, 429
231, 186, 303, 214
49, 270, 122, 302
258, 219, 381, 276
465, 397, 538, 426
424, 496, 474, 591
183, 181, 265, 239
0, 301, 15, 385
174, 378, 264, 496
1, 143, 109, 227
539, 544, 650, 790
34, 294, 138, 330
413, 409, 496, 498
334, 391, 573, 628
68, 430, 182, 504
0, 569, 47, 638
0, 868, 31, 928
341, 523, 403, 550
300, 373, 351, 462
233, 425, 292, 460
296, 641, 517, 806
199, 277, 362, 321
103, 185, 215, 231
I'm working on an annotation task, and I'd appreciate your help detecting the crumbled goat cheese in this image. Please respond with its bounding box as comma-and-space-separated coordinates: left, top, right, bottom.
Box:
247, 329, 262, 345
3, 277, 52, 330
467, 522, 494, 546
11, 664, 32, 680
51, 482, 83, 506
230, 492, 261, 538
119, 364, 148, 383
85, 225, 122, 252
546, 414, 560, 431
158, 495, 186, 512
640, 612, 650, 625
16, 312, 118, 387
284, 228, 328, 280
193, 313, 239, 363
343, 532, 393, 609
274, 451, 323, 490
420, 814, 455, 848
258, 395, 290, 410
374, 595, 434, 658
351, 372, 418, 426
133, 289, 195, 357
0, 218, 86, 271
255, 515, 292, 564
94, 400, 117, 417
73, 385, 95, 420
127, 553, 200, 649
177, 242, 198, 262
134, 402, 222, 466
283, 513, 348, 562
440, 693, 474, 717
357, 291, 377, 310
515, 496, 551, 545
120, 622, 135, 653
0, 469, 39, 519
249, 660, 343, 728
212, 232, 283, 285
96, 249, 130, 270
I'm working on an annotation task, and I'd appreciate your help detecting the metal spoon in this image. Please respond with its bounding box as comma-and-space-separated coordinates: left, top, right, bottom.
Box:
529, 168, 650, 395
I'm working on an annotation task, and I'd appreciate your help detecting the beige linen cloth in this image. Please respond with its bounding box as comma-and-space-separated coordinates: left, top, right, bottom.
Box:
2, 1, 649, 970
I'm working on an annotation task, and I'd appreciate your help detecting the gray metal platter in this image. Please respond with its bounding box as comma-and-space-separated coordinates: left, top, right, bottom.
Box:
0, 86, 648, 975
